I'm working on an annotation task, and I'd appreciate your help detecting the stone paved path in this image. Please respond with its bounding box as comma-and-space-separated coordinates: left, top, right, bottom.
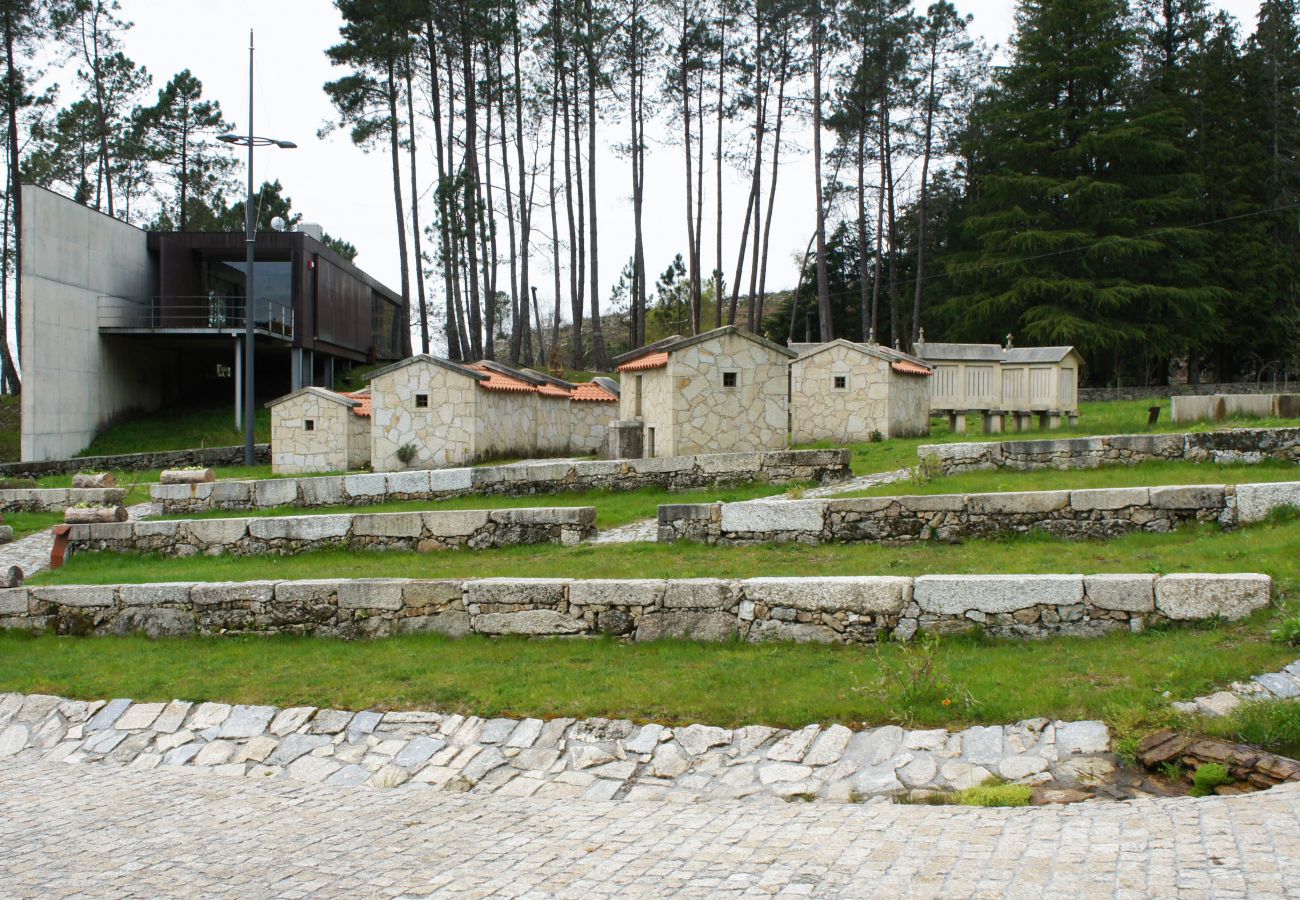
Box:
2, 758, 1298, 897
1174, 659, 1300, 717
0, 500, 158, 580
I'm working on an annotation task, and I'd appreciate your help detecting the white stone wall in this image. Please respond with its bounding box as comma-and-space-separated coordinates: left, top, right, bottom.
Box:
791, 345, 893, 444
371, 362, 479, 471
570, 401, 616, 454
623, 367, 675, 458
534, 395, 573, 456
888, 372, 932, 438
668, 332, 789, 456
270, 393, 353, 475
345, 410, 370, 470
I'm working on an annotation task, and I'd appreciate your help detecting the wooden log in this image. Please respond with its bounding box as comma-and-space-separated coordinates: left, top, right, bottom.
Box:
159, 468, 216, 485
64, 505, 129, 524
72, 472, 116, 488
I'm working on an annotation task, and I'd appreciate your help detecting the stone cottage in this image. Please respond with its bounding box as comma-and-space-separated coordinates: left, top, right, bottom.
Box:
790, 340, 933, 443
613, 326, 796, 457
267, 386, 371, 475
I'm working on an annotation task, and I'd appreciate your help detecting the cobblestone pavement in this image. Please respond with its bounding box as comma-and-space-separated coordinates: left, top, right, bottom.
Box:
2, 758, 1298, 897
0, 500, 157, 579
801, 466, 912, 498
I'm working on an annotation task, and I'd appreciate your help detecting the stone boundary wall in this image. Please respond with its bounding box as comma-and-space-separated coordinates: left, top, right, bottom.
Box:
657, 481, 1300, 546
0, 444, 271, 480
63, 508, 596, 558
0, 573, 1271, 643
0, 692, 1116, 801
1079, 382, 1295, 402
919, 428, 1300, 476
0, 487, 125, 512
151, 449, 851, 514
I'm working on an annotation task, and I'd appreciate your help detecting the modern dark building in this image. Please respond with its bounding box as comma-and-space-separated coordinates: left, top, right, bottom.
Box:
21, 185, 403, 460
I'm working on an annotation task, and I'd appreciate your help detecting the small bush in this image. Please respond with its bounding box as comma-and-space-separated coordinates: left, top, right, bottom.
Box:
1199, 699, 1300, 755
1190, 762, 1232, 797
908, 455, 942, 487
869, 429, 884, 443
395, 443, 418, 466
786, 485, 807, 500
958, 780, 1032, 808
1270, 615, 1300, 646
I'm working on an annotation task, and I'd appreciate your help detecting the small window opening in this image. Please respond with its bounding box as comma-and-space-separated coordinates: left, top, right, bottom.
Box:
722, 371, 738, 388
304, 419, 315, 432
833, 375, 847, 390
415, 394, 429, 408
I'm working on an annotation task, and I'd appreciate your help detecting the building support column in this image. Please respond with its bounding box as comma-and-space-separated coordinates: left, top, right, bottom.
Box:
234, 338, 243, 430
291, 348, 303, 392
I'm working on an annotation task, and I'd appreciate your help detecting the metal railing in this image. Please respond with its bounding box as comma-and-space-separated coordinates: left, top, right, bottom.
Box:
98, 296, 293, 338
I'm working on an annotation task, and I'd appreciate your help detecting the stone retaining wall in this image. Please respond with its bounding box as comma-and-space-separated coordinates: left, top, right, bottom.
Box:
0, 573, 1270, 643
63, 507, 595, 558
919, 428, 1300, 476
151, 449, 851, 514
657, 481, 1300, 546
0, 487, 125, 512
0, 444, 271, 480
1079, 382, 1294, 402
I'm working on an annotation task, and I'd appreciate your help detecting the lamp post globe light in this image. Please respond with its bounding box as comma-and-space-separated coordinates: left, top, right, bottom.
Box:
217, 29, 297, 467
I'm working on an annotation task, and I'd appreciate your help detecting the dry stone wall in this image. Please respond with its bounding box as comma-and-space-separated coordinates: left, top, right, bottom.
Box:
0, 573, 1269, 642
657, 481, 1300, 545
0, 444, 270, 480
0, 487, 125, 512
919, 428, 1300, 476
152, 449, 851, 514
62, 507, 595, 558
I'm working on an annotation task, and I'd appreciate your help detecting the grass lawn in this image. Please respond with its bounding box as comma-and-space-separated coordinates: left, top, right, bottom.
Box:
77, 406, 271, 457
31, 512, 1300, 587
153, 481, 797, 530
0, 608, 1292, 735
808, 399, 1299, 477
5, 511, 66, 539
839, 459, 1299, 498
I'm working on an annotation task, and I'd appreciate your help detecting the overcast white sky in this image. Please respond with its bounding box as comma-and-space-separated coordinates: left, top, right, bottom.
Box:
110, 0, 1264, 348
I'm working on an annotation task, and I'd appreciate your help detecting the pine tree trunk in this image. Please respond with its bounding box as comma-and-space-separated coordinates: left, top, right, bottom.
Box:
481, 62, 497, 361
404, 60, 430, 355
584, 0, 607, 368
680, 12, 698, 337
811, 7, 832, 342
856, 118, 870, 343
512, 27, 533, 366
547, 47, 563, 362
5, 4, 25, 376
427, 23, 462, 360
756, 45, 788, 331
498, 48, 522, 365
911, 36, 938, 349
561, 58, 583, 369
461, 40, 483, 360
714, 13, 726, 330
386, 60, 413, 357
571, 65, 587, 368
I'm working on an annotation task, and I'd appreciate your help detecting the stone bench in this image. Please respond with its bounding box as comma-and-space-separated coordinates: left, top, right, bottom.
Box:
150, 449, 853, 515
0, 572, 1271, 642
62, 507, 597, 559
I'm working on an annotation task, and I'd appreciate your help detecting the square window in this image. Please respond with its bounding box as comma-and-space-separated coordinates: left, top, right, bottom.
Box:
722, 371, 738, 388
304, 419, 315, 432
833, 375, 847, 390
415, 394, 429, 408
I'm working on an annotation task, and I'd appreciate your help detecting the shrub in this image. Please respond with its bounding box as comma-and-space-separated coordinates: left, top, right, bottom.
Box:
1190, 762, 1232, 797
958, 780, 1032, 808
908, 455, 942, 488
395, 443, 418, 466
1270, 615, 1300, 646
1199, 699, 1300, 756
868, 429, 884, 443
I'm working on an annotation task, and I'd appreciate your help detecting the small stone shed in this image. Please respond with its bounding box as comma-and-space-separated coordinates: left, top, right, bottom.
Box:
790, 340, 933, 443
612, 326, 795, 457
267, 386, 371, 475
569, 378, 619, 454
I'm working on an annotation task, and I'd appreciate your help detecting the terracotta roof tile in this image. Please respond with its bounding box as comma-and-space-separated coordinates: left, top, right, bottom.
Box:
340, 390, 372, 417
570, 382, 618, 402
891, 360, 933, 377
538, 383, 571, 398
617, 351, 668, 373
468, 363, 536, 393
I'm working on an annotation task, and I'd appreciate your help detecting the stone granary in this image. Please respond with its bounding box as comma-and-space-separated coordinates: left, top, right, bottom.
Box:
914, 335, 1082, 433
266, 387, 371, 475
611, 326, 796, 458
789, 340, 933, 443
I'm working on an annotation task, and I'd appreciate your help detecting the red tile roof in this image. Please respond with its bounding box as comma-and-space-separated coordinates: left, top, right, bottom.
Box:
468, 363, 536, 393
538, 383, 572, 399
570, 381, 618, 402
340, 390, 372, 417
617, 351, 669, 373
891, 360, 933, 377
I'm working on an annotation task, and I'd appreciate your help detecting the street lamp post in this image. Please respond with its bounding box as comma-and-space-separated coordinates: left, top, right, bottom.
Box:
218, 29, 296, 467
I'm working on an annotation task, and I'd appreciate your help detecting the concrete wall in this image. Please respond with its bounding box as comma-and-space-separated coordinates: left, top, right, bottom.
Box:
20, 186, 160, 460
1171, 394, 1299, 424
152, 448, 853, 513
889, 371, 932, 438
668, 332, 789, 456
1, 573, 1271, 642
